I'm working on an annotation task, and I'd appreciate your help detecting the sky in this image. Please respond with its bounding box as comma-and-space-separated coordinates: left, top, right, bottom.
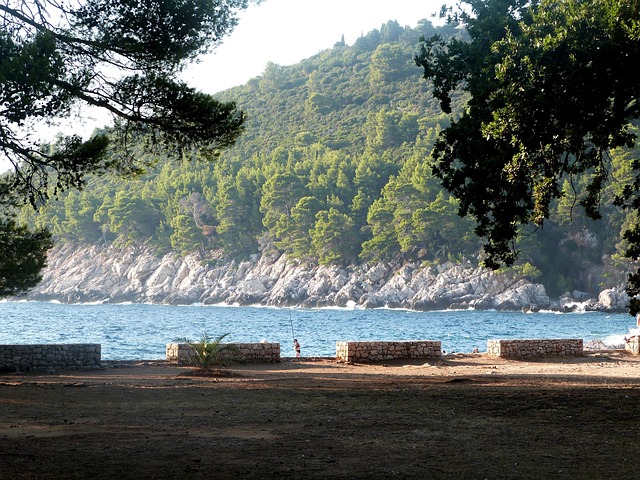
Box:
183, 0, 443, 94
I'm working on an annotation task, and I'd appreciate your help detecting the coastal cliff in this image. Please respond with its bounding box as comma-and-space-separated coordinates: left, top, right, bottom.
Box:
26, 243, 628, 312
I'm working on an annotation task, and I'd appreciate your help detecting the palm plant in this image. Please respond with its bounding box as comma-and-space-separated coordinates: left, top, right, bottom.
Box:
175, 332, 239, 370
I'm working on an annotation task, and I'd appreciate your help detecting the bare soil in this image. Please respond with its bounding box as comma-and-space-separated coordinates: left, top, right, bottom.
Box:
2, 351, 640, 479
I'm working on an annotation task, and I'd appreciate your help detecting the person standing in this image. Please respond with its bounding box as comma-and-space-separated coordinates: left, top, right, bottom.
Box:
293, 339, 301, 357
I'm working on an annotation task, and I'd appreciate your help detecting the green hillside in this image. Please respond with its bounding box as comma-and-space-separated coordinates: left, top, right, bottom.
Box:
18, 19, 638, 296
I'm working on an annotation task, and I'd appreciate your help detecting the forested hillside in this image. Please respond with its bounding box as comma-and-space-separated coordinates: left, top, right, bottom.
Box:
17, 19, 638, 296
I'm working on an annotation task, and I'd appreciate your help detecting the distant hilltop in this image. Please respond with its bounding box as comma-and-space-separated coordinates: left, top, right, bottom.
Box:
18, 19, 632, 303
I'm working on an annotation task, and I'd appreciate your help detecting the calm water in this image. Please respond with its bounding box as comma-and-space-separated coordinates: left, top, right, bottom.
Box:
0, 301, 634, 360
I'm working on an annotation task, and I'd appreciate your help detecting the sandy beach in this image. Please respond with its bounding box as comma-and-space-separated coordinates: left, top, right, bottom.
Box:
2, 351, 640, 479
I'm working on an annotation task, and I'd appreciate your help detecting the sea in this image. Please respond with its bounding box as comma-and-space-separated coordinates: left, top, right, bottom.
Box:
0, 301, 634, 360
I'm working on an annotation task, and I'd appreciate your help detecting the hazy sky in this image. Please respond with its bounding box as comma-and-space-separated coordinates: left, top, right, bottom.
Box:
183, 0, 443, 94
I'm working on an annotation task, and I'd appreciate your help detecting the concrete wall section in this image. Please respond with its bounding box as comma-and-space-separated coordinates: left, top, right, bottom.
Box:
336, 340, 442, 363
487, 339, 583, 357
0, 344, 101, 371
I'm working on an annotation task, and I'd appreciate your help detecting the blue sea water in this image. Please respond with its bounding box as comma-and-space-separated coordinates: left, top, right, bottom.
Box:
0, 301, 634, 360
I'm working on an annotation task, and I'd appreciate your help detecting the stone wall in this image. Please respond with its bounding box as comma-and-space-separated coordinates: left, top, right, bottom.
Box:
166, 342, 280, 364
487, 339, 583, 357
0, 344, 101, 372
335, 340, 442, 363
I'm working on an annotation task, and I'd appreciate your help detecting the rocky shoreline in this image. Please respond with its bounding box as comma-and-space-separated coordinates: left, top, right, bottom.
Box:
26, 242, 630, 313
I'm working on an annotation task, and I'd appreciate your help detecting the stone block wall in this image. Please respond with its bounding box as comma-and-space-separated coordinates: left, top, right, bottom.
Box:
0, 344, 101, 372
487, 339, 583, 357
166, 342, 280, 364
336, 340, 442, 363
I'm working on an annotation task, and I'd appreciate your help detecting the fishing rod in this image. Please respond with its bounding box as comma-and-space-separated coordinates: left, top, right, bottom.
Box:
288, 307, 295, 340
289, 307, 302, 357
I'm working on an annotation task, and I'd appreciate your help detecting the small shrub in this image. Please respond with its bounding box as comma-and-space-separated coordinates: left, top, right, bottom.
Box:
175, 332, 239, 370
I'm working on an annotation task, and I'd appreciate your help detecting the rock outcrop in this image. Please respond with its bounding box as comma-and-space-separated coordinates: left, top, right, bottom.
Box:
25, 243, 626, 312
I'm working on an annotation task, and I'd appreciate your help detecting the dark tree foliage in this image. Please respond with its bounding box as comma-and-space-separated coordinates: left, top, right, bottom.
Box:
0, 0, 252, 206
416, 0, 640, 312
0, 219, 52, 296
0, 0, 256, 296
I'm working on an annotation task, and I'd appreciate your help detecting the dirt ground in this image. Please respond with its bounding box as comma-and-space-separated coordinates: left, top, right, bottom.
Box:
2, 351, 640, 479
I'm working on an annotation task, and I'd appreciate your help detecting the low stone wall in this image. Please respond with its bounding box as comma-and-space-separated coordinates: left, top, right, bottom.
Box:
166, 342, 280, 364
336, 340, 442, 363
487, 339, 583, 357
0, 344, 101, 372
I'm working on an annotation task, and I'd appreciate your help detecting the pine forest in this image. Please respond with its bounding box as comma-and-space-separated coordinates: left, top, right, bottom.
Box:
17, 19, 639, 297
